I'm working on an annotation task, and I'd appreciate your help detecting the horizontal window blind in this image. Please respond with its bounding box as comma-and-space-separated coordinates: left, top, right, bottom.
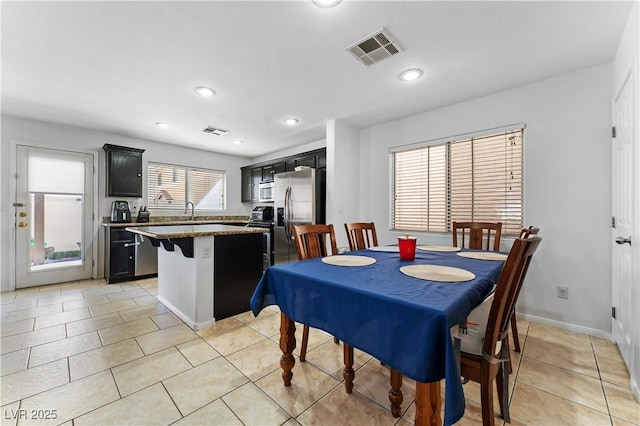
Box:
392, 128, 523, 235
147, 162, 226, 211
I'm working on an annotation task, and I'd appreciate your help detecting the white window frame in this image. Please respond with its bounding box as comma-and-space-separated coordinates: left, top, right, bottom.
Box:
147, 161, 227, 212
390, 124, 524, 235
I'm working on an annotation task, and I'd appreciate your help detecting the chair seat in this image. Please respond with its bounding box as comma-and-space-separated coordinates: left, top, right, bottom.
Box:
454, 291, 499, 356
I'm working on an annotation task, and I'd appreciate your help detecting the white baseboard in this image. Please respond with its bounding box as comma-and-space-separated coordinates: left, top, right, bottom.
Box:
517, 313, 612, 340
632, 378, 640, 403
156, 295, 214, 331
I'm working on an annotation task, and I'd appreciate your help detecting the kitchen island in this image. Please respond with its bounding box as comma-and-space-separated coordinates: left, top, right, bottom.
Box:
126, 224, 267, 330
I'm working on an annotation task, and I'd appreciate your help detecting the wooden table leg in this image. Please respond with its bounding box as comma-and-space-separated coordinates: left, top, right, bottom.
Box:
415, 381, 442, 426
343, 343, 354, 394
279, 312, 296, 386
389, 368, 403, 418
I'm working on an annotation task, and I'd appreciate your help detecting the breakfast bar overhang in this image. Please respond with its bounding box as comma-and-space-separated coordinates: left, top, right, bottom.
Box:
127, 224, 267, 330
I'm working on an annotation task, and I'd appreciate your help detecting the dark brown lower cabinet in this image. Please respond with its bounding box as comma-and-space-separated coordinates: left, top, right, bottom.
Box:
106, 229, 135, 283
213, 233, 263, 320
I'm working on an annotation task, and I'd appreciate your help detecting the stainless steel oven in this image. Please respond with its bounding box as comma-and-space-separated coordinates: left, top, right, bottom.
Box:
248, 206, 274, 271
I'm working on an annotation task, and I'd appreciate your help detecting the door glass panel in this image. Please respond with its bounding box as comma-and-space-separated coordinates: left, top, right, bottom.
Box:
28, 153, 84, 272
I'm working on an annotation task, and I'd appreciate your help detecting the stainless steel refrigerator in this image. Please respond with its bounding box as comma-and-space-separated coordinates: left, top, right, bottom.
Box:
274, 168, 324, 264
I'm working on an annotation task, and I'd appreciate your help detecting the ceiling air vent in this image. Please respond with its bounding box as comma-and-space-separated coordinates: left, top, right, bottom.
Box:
202, 126, 230, 136
346, 28, 401, 67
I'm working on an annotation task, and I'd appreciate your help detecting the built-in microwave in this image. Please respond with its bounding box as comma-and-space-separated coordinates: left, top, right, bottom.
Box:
258, 181, 274, 202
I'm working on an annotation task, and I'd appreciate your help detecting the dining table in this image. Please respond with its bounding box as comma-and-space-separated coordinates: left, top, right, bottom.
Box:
249, 244, 505, 426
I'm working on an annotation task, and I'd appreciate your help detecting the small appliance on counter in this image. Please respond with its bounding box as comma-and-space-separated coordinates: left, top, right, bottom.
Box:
137, 206, 150, 223
250, 205, 274, 222
110, 200, 131, 223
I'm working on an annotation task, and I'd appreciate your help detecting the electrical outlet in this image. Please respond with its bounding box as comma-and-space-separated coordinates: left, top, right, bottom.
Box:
557, 285, 569, 299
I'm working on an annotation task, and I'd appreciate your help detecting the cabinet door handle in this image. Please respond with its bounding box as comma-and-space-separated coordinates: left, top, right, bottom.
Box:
123, 242, 140, 248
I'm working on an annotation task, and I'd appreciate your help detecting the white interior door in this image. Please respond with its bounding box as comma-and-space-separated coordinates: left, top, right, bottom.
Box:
15, 146, 95, 288
612, 73, 634, 370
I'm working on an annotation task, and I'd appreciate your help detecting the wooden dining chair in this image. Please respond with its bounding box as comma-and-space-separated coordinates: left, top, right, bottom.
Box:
456, 234, 542, 426
344, 222, 379, 251
292, 224, 340, 361
510, 226, 540, 352
452, 221, 503, 252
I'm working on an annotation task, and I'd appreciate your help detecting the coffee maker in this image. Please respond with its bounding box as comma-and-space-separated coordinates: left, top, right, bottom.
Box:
110, 200, 132, 223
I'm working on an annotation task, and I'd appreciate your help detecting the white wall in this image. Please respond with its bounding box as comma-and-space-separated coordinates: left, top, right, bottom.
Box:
1, 116, 253, 290
326, 119, 361, 249
353, 63, 613, 336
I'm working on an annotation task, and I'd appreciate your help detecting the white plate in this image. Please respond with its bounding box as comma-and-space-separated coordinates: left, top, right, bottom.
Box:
321, 255, 377, 266
456, 252, 508, 261
367, 245, 399, 252
417, 245, 461, 252
400, 264, 475, 282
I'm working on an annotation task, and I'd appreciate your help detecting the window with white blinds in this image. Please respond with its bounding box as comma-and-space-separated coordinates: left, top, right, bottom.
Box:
147, 162, 226, 211
391, 128, 523, 235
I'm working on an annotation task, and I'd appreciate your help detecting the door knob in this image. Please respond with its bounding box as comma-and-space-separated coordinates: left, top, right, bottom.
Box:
615, 236, 632, 246
19, 212, 27, 217
18, 222, 27, 228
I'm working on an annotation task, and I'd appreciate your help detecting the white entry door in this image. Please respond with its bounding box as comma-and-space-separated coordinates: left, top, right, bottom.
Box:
15, 146, 95, 288
611, 73, 635, 370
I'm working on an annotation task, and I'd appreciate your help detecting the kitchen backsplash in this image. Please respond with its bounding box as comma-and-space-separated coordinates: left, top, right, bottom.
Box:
102, 215, 249, 224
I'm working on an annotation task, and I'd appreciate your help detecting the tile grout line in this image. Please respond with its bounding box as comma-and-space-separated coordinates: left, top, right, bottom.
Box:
590, 335, 616, 426
216, 397, 247, 426
159, 378, 187, 419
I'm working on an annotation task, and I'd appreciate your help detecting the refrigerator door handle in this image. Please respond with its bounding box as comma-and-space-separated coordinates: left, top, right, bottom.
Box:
288, 185, 294, 239
284, 186, 291, 240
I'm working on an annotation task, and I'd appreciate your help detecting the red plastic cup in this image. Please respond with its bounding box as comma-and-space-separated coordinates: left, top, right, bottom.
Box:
398, 236, 417, 261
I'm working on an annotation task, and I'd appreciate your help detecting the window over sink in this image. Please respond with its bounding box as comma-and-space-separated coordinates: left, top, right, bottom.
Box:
147, 162, 226, 212
391, 126, 524, 235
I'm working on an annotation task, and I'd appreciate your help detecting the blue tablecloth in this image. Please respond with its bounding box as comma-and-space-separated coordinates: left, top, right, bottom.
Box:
250, 248, 503, 425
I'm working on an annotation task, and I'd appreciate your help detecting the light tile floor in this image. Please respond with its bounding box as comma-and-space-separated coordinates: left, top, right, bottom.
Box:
1, 278, 638, 426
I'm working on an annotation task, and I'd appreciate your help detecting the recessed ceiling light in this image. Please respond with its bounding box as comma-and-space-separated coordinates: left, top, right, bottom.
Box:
312, 0, 341, 7
194, 86, 216, 97
232, 139, 243, 145
283, 117, 299, 126
155, 121, 170, 129
399, 68, 424, 82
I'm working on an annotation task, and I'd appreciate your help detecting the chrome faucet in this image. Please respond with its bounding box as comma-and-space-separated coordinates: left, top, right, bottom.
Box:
185, 201, 195, 220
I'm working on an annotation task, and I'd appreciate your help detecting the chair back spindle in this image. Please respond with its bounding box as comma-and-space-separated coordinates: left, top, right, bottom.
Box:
293, 224, 339, 260
344, 222, 378, 251
452, 221, 503, 251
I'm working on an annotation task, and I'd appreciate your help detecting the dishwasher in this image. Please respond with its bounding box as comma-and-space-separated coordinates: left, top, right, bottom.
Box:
134, 233, 158, 277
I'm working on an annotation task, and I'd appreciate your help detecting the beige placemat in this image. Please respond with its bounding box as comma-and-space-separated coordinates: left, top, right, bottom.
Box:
417, 245, 461, 252
400, 264, 475, 282
322, 255, 377, 266
456, 252, 508, 261
367, 245, 399, 252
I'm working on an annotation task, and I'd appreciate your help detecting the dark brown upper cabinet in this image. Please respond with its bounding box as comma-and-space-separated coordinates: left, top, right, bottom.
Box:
240, 148, 325, 203
103, 144, 144, 198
